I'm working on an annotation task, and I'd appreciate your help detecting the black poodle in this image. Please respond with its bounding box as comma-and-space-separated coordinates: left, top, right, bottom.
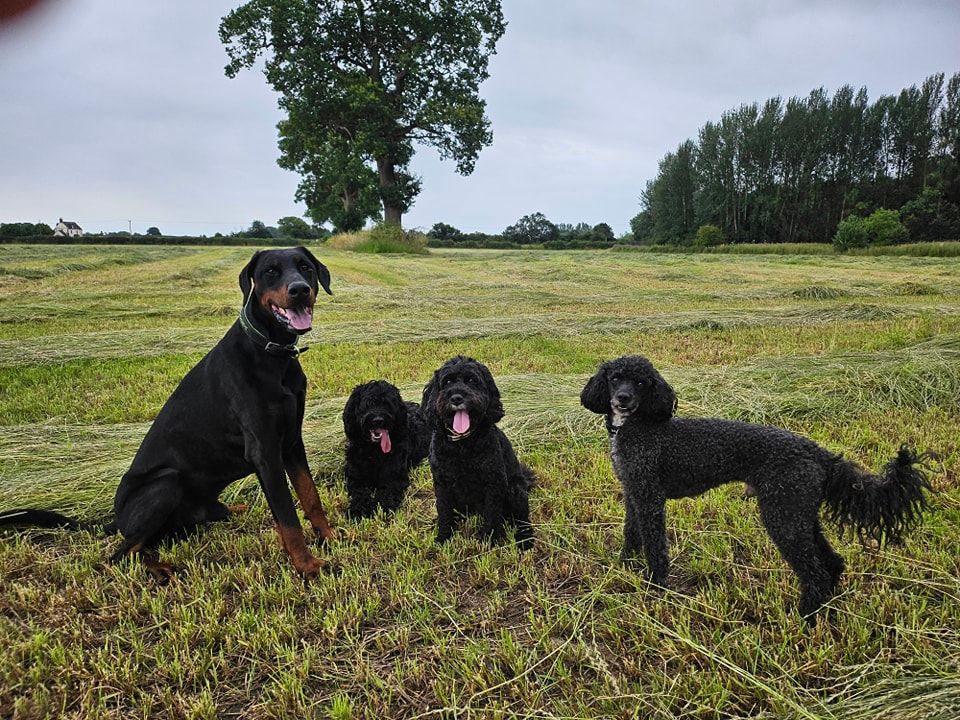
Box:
581, 355, 935, 623
342, 380, 430, 518
421, 356, 534, 548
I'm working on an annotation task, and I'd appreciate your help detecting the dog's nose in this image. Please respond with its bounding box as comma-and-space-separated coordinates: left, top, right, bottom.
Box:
615, 392, 632, 406
288, 281, 311, 299
449, 393, 464, 406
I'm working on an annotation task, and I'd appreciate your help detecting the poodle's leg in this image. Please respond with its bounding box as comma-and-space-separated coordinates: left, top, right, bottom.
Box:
814, 520, 845, 588
758, 496, 835, 624
347, 485, 377, 519
480, 482, 508, 545
506, 485, 534, 551
345, 466, 377, 519
635, 490, 670, 586
620, 494, 644, 564
377, 477, 409, 513
434, 480, 456, 543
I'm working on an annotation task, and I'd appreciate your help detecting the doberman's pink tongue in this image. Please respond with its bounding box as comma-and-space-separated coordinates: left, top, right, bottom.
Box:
379, 429, 392, 454
286, 307, 312, 331
453, 410, 470, 434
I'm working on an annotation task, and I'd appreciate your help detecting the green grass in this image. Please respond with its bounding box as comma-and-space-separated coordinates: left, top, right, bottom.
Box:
612, 241, 960, 257
1, 244, 958, 719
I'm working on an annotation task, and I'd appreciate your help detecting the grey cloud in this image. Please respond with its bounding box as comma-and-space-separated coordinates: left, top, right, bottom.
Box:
1, 0, 957, 236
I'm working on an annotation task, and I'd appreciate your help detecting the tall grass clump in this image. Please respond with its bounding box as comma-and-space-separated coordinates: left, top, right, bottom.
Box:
324, 231, 367, 251
326, 225, 428, 254
848, 241, 960, 257
611, 242, 836, 255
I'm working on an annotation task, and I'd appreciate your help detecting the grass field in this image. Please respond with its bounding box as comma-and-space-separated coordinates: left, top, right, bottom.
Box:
1, 244, 958, 719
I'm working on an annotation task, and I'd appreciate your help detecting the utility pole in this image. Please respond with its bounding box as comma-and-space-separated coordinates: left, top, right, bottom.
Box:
128, 220, 132, 234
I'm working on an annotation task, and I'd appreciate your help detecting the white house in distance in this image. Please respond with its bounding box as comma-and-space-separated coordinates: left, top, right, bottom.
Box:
54, 218, 83, 237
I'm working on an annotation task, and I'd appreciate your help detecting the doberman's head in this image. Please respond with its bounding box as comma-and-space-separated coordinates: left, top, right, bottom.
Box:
239, 247, 332, 337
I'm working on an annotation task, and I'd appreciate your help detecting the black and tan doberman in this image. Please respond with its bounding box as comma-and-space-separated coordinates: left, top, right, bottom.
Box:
0, 247, 335, 581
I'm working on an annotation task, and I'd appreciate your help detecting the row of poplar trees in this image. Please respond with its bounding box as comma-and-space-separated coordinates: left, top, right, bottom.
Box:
634, 73, 960, 245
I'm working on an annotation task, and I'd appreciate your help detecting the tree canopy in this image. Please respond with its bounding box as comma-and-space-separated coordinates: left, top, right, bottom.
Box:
502, 212, 559, 244
220, 0, 506, 229
635, 73, 960, 245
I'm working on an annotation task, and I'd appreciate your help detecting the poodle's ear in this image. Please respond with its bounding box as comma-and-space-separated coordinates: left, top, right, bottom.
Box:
392, 390, 409, 435
580, 364, 610, 414
342, 388, 362, 437
238, 250, 264, 301
296, 246, 332, 295
641, 372, 677, 422
477, 362, 504, 425
420, 371, 440, 425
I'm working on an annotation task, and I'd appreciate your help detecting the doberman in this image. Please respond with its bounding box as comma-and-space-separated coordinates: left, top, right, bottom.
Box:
0, 247, 335, 581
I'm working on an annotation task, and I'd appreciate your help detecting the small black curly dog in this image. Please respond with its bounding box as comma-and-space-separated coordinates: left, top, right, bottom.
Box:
342, 380, 430, 518
421, 356, 534, 548
581, 355, 935, 623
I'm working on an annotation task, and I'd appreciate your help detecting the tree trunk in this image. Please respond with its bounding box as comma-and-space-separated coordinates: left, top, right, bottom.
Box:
376, 157, 403, 226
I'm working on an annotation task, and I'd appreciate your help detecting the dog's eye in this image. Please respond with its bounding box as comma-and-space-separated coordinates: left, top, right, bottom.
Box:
441, 377, 453, 386
265, 267, 279, 276
463, 376, 473, 384
299, 264, 313, 274
610, 375, 620, 383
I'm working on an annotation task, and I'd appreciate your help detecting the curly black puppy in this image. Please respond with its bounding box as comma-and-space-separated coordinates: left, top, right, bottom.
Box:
342, 380, 430, 519
581, 355, 935, 623
421, 356, 534, 548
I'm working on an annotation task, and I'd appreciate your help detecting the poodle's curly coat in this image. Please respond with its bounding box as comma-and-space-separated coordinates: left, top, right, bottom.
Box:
581, 355, 934, 623
422, 356, 534, 548
342, 380, 430, 518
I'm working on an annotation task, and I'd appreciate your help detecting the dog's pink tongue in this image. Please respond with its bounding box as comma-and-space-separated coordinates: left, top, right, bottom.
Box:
453, 410, 470, 434
379, 429, 392, 454
286, 307, 312, 331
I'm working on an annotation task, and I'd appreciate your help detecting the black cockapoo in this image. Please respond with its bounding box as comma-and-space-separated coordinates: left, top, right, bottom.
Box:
421, 356, 534, 548
581, 355, 935, 623
342, 380, 430, 518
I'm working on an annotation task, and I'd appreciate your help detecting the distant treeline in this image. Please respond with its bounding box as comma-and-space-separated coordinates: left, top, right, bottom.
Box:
634, 72, 960, 245
0, 218, 327, 246
0, 235, 297, 246
424, 216, 619, 249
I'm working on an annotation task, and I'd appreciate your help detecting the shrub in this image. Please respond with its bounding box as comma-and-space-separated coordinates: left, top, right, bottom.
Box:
694, 224, 724, 248
900, 190, 960, 241
862, 208, 908, 246
832, 216, 869, 251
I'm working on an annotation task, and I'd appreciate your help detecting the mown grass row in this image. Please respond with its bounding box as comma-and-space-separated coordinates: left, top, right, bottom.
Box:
1, 245, 958, 719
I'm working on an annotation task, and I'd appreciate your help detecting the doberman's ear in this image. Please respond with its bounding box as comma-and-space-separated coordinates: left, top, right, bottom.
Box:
342, 386, 362, 438
239, 250, 263, 301
296, 246, 332, 295
580, 363, 610, 414
477, 361, 505, 425
641, 369, 677, 422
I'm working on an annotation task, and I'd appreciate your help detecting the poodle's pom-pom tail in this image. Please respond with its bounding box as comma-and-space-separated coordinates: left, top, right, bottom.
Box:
824, 446, 936, 546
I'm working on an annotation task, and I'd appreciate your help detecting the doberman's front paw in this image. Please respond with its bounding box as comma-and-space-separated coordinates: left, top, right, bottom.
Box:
313, 525, 336, 544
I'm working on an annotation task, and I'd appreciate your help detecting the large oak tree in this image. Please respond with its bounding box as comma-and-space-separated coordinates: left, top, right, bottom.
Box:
220, 0, 505, 228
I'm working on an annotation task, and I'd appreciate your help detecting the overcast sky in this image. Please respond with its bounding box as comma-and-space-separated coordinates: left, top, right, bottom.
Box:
1, 0, 958, 236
